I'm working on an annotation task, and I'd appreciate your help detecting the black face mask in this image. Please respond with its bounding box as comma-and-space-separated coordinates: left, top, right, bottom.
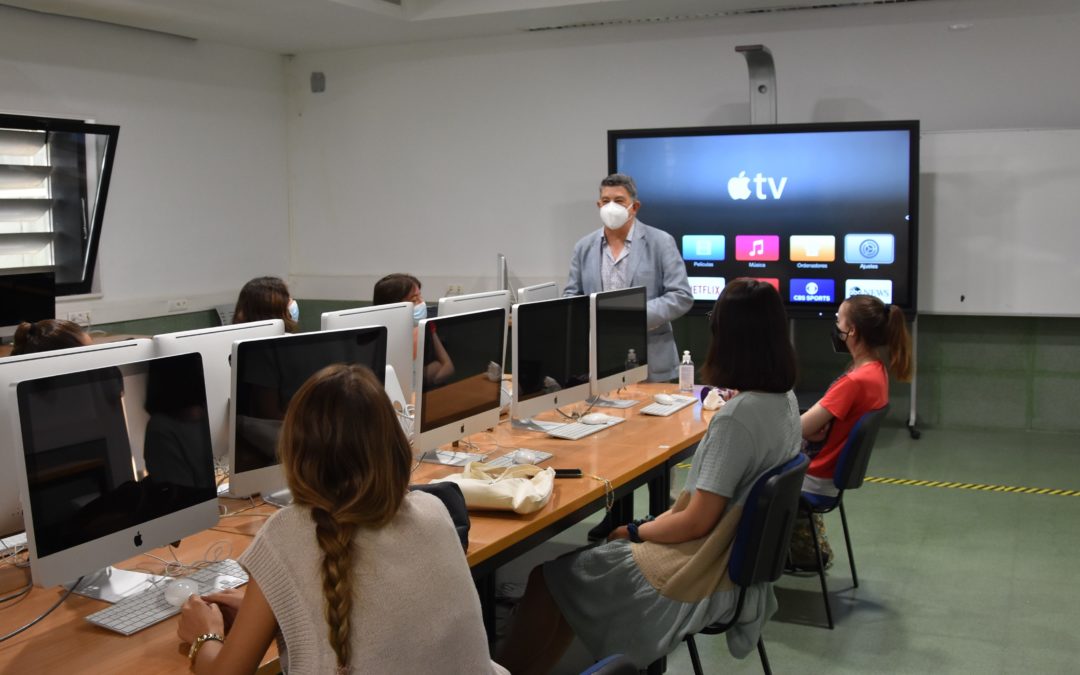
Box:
830, 324, 850, 354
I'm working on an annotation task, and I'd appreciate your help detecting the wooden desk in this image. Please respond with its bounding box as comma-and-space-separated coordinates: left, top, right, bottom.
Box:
0, 384, 709, 673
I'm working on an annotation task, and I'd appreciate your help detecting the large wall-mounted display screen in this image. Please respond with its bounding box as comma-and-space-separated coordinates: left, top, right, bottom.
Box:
609, 121, 919, 317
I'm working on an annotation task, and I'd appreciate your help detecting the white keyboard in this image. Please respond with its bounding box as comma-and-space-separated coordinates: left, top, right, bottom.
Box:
86, 559, 248, 636
640, 394, 697, 417
485, 449, 554, 468
547, 417, 625, 440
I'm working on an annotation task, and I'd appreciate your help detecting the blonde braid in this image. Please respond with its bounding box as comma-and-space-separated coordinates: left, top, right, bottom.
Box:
312, 507, 358, 672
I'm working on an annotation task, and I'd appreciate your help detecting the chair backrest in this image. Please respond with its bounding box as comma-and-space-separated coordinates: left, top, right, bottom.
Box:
580, 654, 638, 675
833, 404, 890, 492
728, 453, 810, 587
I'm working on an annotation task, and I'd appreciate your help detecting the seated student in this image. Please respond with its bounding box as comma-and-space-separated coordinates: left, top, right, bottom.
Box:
232, 276, 299, 332
372, 272, 452, 384
177, 364, 506, 674
789, 294, 912, 569
9, 319, 90, 356
373, 272, 427, 349
496, 279, 801, 672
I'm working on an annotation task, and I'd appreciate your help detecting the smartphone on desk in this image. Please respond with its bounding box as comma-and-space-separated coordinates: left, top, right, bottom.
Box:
554, 468, 583, 478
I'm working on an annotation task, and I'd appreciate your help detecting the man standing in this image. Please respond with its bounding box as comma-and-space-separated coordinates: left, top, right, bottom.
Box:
564, 173, 693, 381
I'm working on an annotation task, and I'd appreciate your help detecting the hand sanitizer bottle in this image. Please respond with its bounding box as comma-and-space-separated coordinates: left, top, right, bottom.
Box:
679, 350, 694, 393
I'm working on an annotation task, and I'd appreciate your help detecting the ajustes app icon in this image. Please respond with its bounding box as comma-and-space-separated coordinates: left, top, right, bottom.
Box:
844, 234, 895, 265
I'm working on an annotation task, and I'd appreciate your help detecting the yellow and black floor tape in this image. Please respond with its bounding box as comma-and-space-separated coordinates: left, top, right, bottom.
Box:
864, 476, 1080, 497
672, 464, 1080, 497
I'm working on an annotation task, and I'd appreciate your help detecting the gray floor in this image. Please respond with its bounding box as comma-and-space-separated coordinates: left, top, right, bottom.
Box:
493, 424, 1080, 674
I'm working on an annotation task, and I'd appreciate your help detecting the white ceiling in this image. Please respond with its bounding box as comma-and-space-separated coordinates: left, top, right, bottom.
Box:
2, 0, 1076, 54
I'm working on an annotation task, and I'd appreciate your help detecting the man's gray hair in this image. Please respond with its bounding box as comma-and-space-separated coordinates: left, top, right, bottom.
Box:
600, 173, 638, 201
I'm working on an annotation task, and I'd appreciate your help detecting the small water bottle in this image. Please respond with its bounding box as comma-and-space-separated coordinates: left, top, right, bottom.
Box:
679, 350, 694, 393
625, 348, 639, 371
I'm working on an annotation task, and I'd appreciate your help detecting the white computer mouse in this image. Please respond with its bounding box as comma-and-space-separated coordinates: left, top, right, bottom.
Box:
580, 413, 609, 425
163, 578, 200, 608
654, 393, 677, 405
513, 449, 541, 465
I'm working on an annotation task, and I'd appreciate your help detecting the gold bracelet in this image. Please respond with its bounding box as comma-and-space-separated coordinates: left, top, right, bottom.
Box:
188, 632, 224, 666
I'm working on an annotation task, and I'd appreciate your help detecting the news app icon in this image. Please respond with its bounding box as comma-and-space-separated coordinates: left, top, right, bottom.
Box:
688, 276, 725, 302
790, 235, 836, 262
734, 235, 780, 262
682, 235, 726, 261
845, 279, 893, 304
844, 234, 895, 264
790, 279, 836, 303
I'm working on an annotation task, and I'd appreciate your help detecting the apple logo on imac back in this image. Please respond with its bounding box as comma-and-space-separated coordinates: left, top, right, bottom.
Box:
133, 531, 143, 547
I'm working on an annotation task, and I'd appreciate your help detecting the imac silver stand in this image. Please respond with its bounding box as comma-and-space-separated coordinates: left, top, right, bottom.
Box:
73, 567, 167, 603
511, 417, 555, 432
384, 365, 413, 437
262, 488, 293, 508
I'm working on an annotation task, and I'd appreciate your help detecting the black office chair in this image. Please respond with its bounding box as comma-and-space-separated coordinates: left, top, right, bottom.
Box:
684, 452, 809, 675
579, 654, 638, 675
799, 404, 889, 629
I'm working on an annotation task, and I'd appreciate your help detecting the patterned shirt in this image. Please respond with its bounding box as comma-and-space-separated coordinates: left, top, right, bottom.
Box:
600, 222, 635, 291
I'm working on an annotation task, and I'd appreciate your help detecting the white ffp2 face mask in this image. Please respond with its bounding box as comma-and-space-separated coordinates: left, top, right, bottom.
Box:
599, 201, 632, 230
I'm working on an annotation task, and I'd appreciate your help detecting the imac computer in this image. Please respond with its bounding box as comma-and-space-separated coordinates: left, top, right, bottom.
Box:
1, 339, 152, 539
590, 286, 649, 401
321, 302, 415, 405
517, 282, 559, 304
229, 327, 387, 501
414, 307, 506, 464
152, 320, 285, 460
12, 351, 217, 588
511, 296, 591, 427
437, 289, 512, 319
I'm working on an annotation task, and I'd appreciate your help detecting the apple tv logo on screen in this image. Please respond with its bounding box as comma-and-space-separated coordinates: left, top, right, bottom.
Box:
727, 171, 788, 200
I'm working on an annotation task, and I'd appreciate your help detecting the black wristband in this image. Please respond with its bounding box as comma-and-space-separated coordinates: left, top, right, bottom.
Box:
627, 521, 644, 543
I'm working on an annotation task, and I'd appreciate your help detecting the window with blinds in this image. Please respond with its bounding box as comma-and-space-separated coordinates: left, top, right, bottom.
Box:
0, 114, 120, 298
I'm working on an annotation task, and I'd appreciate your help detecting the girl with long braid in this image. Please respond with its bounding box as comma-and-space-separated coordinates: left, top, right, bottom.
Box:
178, 364, 505, 674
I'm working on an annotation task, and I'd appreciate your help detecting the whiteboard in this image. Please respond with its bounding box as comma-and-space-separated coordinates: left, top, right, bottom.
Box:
920, 129, 1080, 316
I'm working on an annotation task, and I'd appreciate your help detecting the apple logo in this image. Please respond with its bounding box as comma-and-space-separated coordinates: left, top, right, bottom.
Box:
459, 424, 465, 434
727, 171, 752, 200
133, 531, 143, 547
806, 282, 819, 296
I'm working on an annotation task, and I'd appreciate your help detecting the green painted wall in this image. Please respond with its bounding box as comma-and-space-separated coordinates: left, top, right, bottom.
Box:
93, 302, 1080, 433
674, 313, 1080, 433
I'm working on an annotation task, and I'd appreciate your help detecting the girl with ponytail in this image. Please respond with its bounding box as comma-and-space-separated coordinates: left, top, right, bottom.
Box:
178, 364, 505, 674
9, 319, 90, 356
788, 294, 912, 569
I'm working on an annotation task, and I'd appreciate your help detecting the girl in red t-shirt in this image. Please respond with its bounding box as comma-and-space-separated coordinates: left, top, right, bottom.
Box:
790, 294, 912, 569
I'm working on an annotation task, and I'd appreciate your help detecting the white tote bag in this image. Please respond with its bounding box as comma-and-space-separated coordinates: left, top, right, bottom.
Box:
430, 462, 555, 514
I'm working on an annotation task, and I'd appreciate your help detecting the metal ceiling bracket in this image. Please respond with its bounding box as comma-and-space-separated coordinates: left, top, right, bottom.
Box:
736, 44, 777, 125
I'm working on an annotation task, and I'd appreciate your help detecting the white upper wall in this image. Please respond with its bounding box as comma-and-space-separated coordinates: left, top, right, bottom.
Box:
285, 8, 1080, 301
0, 6, 290, 322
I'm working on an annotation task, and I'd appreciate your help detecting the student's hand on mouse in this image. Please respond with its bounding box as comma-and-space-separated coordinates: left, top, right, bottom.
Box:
177, 594, 225, 644
203, 588, 245, 633
607, 526, 629, 542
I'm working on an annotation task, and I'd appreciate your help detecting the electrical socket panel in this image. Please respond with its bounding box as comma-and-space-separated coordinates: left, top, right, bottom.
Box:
446, 284, 464, 296
66, 311, 92, 326
167, 298, 190, 313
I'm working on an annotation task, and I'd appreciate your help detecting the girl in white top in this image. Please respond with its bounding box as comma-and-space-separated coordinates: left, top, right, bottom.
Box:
177, 364, 505, 674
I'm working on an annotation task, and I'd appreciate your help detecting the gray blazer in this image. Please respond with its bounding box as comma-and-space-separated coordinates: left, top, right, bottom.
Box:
564, 220, 694, 381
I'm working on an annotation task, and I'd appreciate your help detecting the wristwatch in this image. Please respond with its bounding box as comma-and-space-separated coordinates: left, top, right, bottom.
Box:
188, 632, 224, 665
